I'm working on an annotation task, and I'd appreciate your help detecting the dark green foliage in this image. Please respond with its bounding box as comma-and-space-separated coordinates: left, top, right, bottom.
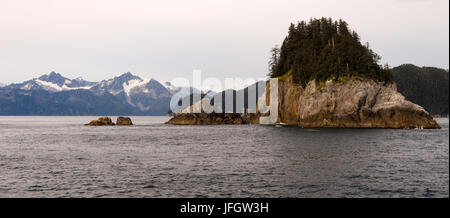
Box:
269, 18, 392, 86
392, 64, 449, 115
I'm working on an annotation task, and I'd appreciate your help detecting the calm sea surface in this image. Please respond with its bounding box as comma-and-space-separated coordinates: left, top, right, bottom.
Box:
0, 116, 448, 198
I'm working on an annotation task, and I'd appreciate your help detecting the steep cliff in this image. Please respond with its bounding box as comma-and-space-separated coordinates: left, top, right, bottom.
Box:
277, 75, 440, 129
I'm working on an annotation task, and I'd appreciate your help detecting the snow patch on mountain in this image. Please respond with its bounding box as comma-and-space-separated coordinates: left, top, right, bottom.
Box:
123, 78, 150, 96
162, 81, 178, 91
35, 79, 64, 92
32, 79, 93, 92
61, 84, 94, 90
20, 83, 32, 90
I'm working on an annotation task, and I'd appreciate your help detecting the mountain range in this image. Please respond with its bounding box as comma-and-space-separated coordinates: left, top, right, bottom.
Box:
0, 72, 203, 115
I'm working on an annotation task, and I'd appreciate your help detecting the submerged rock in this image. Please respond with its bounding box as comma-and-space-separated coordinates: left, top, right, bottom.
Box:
85, 117, 115, 126
116, 117, 133, 125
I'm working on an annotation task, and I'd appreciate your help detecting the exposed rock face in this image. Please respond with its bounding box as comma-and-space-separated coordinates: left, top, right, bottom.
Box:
166, 112, 260, 125
277, 76, 440, 129
116, 116, 133, 125
85, 117, 115, 126
166, 76, 440, 129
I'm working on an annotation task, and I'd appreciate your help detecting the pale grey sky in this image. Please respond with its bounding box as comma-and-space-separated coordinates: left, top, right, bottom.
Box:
0, 0, 448, 84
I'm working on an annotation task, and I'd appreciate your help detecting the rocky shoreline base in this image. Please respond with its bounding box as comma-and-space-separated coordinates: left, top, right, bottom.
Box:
166, 76, 440, 129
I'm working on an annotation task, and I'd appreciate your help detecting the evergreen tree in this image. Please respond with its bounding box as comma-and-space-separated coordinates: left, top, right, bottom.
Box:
269, 18, 392, 87
268, 45, 280, 76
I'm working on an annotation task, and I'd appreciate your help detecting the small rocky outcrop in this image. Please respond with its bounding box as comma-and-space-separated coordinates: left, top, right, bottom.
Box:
116, 116, 133, 125
166, 112, 260, 125
85, 117, 115, 126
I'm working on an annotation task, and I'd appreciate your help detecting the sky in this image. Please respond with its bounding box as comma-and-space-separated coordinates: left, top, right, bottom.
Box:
0, 0, 448, 84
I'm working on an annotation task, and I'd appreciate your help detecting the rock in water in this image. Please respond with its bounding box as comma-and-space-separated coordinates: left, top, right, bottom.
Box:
116, 117, 133, 125
85, 117, 115, 126
277, 76, 440, 129
166, 112, 260, 125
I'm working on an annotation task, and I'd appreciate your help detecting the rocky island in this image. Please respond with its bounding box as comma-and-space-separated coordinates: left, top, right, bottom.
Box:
275, 74, 439, 128
166, 18, 440, 129
86, 116, 133, 126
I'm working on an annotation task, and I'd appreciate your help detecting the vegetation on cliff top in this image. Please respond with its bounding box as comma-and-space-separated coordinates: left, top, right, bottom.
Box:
269, 18, 392, 87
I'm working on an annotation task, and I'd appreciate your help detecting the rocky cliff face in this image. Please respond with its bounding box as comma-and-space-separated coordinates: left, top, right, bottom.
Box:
166, 75, 440, 129
277, 76, 440, 129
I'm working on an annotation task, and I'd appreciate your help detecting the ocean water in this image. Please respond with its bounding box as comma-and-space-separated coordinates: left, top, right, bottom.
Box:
0, 116, 448, 198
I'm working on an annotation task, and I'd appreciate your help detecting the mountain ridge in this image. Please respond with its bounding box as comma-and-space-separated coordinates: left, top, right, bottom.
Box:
0, 72, 203, 115
391, 64, 449, 115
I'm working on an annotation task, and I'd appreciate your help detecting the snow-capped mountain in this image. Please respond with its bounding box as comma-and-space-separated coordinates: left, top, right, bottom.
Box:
89, 72, 172, 99
0, 72, 210, 115
90, 72, 141, 95
162, 81, 178, 94
0, 82, 5, 87
7, 71, 95, 92
161, 80, 210, 98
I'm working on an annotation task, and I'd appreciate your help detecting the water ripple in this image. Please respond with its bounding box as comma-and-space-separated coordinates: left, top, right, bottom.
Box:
0, 116, 448, 198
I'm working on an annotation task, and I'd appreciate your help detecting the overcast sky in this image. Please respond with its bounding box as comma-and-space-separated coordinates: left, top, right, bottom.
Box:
0, 0, 448, 84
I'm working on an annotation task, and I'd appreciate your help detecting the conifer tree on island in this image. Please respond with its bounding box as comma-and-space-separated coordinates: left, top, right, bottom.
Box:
269, 18, 392, 87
